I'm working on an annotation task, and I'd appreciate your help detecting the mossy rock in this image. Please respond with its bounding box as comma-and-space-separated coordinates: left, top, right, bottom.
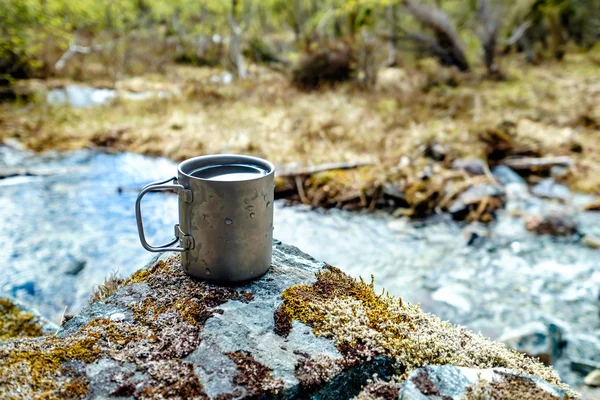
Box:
0, 296, 58, 341
0, 242, 575, 399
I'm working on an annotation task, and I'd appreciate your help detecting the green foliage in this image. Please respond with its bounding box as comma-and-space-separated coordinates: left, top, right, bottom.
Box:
0, 0, 598, 81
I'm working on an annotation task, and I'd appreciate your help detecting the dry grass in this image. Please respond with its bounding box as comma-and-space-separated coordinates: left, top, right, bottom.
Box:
89, 272, 125, 304
1, 54, 599, 215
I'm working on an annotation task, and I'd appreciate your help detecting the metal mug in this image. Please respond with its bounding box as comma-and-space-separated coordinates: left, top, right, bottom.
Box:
135, 154, 275, 283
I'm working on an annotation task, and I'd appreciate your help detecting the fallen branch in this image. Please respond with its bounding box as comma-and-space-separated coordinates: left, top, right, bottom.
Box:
438, 175, 496, 209
502, 156, 574, 171
277, 161, 374, 178
506, 20, 532, 46
55, 38, 121, 71
0, 167, 79, 179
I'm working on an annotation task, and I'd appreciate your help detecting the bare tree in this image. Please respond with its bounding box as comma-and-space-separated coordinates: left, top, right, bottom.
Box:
228, 0, 247, 78
402, 0, 470, 71
477, 0, 502, 78
384, 4, 399, 67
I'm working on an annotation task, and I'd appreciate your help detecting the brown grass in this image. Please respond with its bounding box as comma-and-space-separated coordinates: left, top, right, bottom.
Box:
1, 54, 599, 215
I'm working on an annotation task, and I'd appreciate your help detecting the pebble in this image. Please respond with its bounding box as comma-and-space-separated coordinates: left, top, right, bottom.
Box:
109, 312, 126, 322
452, 158, 487, 176
584, 369, 600, 387
532, 179, 571, 200
492, 165, 526, 186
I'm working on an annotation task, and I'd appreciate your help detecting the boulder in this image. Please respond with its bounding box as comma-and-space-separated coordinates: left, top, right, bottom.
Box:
0, 241, 574, 399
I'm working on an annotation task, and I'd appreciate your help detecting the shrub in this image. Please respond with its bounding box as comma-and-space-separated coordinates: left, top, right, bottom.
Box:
292, 41, 355, 90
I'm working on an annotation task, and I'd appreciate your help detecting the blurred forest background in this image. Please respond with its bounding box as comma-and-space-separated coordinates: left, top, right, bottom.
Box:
2, 0, 600, 81
1, 0, 600, 219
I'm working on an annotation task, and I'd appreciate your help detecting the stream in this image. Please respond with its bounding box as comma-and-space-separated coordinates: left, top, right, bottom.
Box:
1, 145, 599, 391
46, 85, 177, 108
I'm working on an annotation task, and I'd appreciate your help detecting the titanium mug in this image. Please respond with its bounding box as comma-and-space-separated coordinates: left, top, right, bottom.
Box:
135, 154, 275, 283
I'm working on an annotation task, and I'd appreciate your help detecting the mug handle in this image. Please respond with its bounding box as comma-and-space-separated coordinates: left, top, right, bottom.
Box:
135, 177, 191, 253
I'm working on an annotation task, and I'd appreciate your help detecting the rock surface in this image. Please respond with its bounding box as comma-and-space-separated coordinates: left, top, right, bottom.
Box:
0, 241, 574, 399
397, 365, 573, 399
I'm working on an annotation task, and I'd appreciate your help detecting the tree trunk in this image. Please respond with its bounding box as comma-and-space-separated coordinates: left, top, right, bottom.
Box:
228, 0, 247, 79
403, 0, 470, 71
385, 5, 399, 67
477, 0, 502, 78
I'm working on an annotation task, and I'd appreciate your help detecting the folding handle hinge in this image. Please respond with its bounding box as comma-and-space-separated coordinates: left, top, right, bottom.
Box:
174, 224, 194, 250
179, 189, 193, 203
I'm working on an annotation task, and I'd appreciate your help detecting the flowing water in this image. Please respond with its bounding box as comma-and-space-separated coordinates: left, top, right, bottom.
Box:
46, 85, 176, 108
1, 145, 600, 390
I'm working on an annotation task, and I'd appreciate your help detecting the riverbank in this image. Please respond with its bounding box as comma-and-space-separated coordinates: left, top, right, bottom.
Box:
2, 54, 599, 218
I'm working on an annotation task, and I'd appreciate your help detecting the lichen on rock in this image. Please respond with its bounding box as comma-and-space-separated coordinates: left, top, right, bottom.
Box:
352, 377, 400, 400
399, 366, 575, 399
295, 354, 344, 390
275, 265, 571, 392
464, 371, 566, 400
226, 350, 284, 397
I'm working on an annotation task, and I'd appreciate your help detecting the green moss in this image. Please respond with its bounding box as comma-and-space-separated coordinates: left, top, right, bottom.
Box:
125, 263, 154, 284
0, 298, 45, 340
275, 266, 572, 394
0, 335, 101, 397
85, 318, 136, 346
279, 265, 413, 343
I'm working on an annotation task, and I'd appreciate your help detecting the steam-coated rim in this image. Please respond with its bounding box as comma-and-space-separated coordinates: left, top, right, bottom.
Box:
177, 154, 275, 182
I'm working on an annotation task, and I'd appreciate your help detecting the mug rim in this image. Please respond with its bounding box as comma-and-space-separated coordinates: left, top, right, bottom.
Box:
177, 154, 275, 182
